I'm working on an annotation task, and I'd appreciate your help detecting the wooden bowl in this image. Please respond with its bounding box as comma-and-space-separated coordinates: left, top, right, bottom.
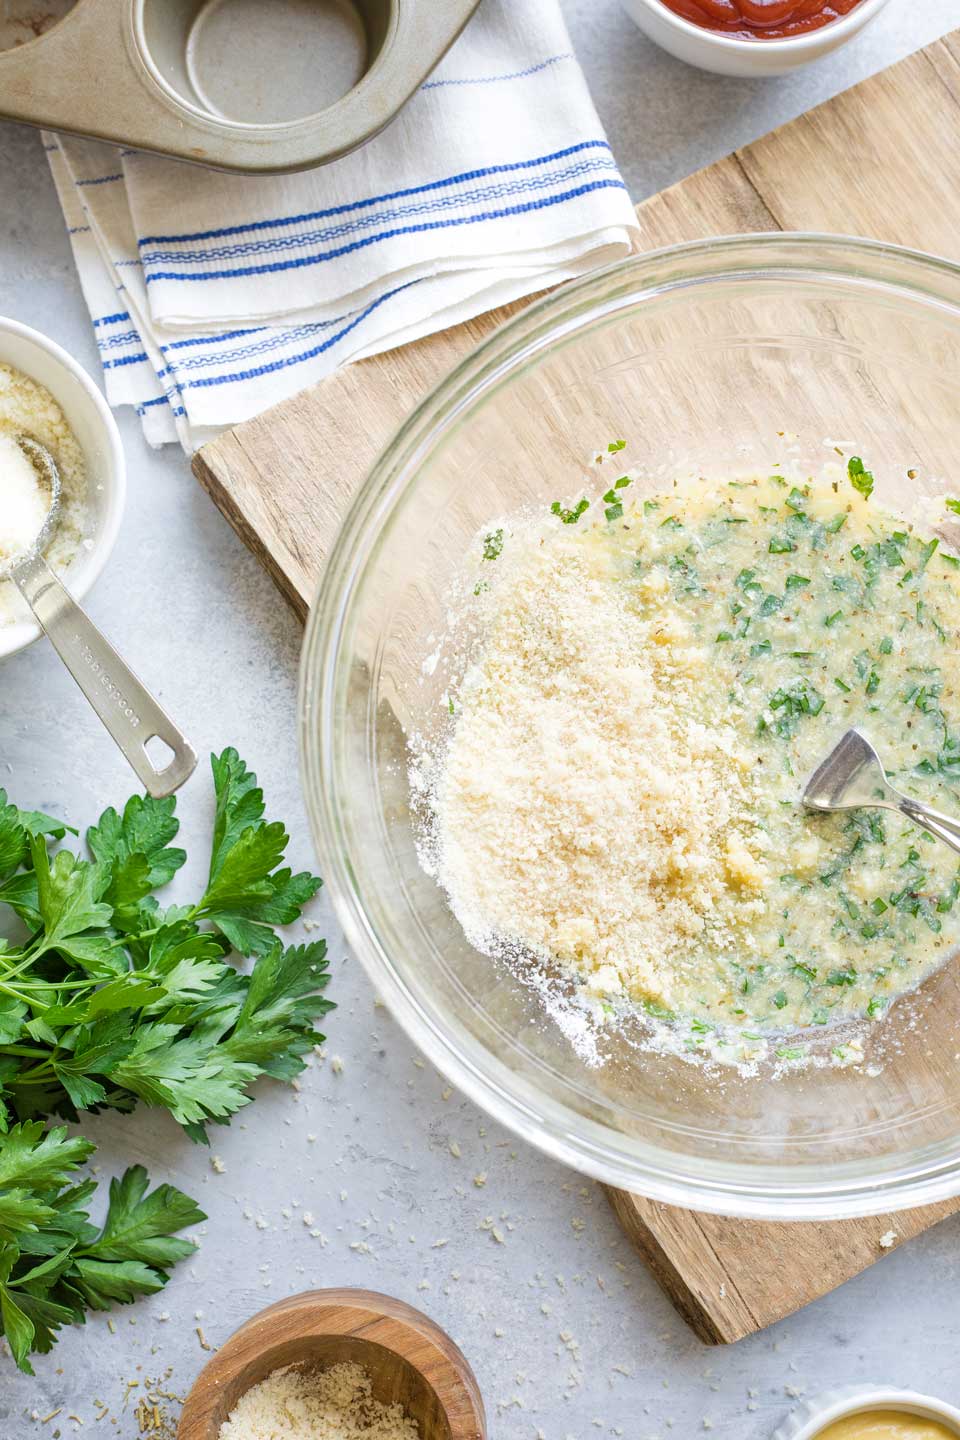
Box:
177, 1289, 486, 1440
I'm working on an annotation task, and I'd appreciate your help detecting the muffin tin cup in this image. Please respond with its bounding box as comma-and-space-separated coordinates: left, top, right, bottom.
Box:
0, 0, 480, 173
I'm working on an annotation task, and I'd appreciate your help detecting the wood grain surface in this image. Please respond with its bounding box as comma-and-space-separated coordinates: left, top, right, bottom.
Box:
606, 1190, 960, 1345
192, 30, 960, 1347
194, 32, 960, 621
177, 1288, 485, 1440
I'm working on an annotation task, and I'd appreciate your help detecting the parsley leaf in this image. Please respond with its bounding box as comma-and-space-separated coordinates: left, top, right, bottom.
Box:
550, 498, 589, 525
79, 1165, 202, 1270
0, 1124, 202, 1372
481, 529, 504, 561
0, 1120, 93, 1196
87, 795, 185, 930
848, 455, 875, 500
196, 749, 322, 957
28, 840, 114, 967
0, 752, 331, 1141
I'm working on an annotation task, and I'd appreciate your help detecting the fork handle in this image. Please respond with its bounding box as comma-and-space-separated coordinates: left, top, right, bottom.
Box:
899, 797, 960, 858
13, 553, 197, 798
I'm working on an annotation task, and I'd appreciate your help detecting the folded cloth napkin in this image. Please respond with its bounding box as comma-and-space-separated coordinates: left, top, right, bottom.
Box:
46, 0, 638, 453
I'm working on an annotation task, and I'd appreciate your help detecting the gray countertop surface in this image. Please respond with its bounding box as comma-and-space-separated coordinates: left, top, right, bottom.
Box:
2, 3, 959, 1436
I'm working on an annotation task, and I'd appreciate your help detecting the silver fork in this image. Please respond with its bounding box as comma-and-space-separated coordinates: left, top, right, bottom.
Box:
803, 728, 960, 857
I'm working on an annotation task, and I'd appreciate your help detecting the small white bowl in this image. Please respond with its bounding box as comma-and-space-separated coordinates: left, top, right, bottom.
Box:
774, 1386, 960, 1440
0, 317, 126, 661
620, 0, 894, 77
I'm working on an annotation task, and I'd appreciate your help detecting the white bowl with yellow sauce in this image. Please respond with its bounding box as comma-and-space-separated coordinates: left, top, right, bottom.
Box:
0, 317, 125, 661
775, 1388, 960, 1440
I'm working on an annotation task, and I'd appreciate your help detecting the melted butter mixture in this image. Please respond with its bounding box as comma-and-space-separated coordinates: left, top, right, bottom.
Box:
427, 469, 960, 1045
611, 474, 960, 1034
816, 1411, 960, 1440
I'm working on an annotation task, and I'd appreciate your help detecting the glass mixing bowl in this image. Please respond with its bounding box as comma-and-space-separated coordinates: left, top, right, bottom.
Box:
300, 234, 960, 1218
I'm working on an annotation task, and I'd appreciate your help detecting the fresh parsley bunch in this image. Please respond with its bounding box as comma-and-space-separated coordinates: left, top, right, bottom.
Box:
0, 1122, 204, 1373
0, 749, 331, 1374
0, 748, 331, 1142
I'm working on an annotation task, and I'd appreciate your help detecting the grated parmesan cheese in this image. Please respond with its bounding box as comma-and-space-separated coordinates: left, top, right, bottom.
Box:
0, 433, 51, 563
217, 1362, 420, 1440
0, 361, 88, 627
414, 469, 960, 1046
417, 505, 762, 1017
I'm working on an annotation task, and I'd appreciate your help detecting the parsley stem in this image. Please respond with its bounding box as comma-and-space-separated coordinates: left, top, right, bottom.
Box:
7, 1057, 58, 1082
0, 980, 47, 1008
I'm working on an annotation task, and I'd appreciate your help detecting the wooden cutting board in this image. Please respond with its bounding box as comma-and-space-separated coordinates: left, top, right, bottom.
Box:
193, 31, 960, 1344
606, 1192, 960, 1344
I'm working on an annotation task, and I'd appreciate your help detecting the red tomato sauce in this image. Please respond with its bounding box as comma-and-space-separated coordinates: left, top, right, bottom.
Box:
657, 0, 864, 39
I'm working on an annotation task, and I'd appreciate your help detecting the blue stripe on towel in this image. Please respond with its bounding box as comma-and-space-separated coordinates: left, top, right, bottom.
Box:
75, 173, 123, 187
162, 319, 357, 373
140, 155, 618, 267
160, 326, 263, 352
97, 329, 142, 351
143, 178, 628, 284
137, 394, 187, 419
171, 283, 417, 390
136, 140, 613, 246
92, 311, 131, 328
102, 352, 150, 370
422, 53, 573, 89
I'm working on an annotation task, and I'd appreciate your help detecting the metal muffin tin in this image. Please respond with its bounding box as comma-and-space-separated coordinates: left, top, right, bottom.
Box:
0, 0, 481, 173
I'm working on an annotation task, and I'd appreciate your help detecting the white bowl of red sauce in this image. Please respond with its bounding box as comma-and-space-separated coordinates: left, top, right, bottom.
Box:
620, 0, 894, 76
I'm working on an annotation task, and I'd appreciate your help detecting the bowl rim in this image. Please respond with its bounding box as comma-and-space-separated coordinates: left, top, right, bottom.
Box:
0, 315, 126, 661
772, 1386, 960, 1439
627, 0, 892, 53
300, 231, 960, 1219
177, 1288, 486, 1440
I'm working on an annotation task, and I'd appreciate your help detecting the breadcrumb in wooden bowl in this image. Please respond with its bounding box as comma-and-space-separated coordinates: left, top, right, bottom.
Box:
177, 1289, 486, 1440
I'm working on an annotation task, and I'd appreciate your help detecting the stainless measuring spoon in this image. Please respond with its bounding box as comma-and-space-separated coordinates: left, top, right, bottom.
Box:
803, 727, 960, 857
2, 435, 197, 797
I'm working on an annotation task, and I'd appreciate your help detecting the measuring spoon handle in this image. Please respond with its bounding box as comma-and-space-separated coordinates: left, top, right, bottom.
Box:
13, 553, 197, 798
899, 796, 960, 858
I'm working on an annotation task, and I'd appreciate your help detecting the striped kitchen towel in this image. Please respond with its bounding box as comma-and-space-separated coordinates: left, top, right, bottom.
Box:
45, 0, 638, 453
